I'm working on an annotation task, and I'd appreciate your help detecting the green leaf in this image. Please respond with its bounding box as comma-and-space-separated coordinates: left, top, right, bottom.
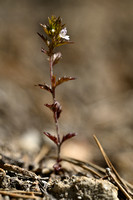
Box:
40, 24, 49, 35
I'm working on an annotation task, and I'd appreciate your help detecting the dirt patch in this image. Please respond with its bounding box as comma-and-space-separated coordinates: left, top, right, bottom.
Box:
47, 175, 118, 200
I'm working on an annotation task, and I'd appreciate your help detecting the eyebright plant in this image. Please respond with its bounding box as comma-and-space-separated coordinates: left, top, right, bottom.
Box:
36, 16, 77, 171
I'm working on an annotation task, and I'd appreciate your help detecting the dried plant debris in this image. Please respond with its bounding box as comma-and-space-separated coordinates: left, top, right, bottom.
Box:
0, 136, 133, 200
93, 135, 133, 200
0, 149, 133, 200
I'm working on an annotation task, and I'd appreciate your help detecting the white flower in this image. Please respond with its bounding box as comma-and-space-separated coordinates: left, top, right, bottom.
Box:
51, 29, 55, 33
59, 27, 70, 40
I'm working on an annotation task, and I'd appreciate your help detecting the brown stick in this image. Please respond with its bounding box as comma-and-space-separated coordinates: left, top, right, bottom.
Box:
0, 190, 40, 199
0, 163, 37, 179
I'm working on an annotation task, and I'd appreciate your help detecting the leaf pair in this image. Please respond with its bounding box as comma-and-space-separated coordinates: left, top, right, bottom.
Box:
43, 131, 77, 146
35, 76, 76, 93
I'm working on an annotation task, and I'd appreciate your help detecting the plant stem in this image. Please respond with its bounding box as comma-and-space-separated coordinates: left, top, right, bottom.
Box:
49, 56, 54, 96
49, 55, 61, 163
54, 111, 61, 162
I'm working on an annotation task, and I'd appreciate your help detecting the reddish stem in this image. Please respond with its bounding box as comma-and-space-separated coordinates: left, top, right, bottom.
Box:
49, 55, 61, 165
49, 56, 54, 96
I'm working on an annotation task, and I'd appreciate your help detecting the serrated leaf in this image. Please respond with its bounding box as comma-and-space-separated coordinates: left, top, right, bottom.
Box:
54, 101, 62, 119
45, 101, 62, 119
52, 52, 62, 66
37, 32, 46, 42
43, 132, 58, 145
35, 84, 52, 93
61, 133, 77, 144
56, 76, 76, 87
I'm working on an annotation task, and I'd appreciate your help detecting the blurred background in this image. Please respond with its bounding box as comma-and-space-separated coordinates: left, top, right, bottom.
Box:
0, 0, 133, 182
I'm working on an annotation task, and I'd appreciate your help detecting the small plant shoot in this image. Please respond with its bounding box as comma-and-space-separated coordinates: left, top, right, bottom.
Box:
37, 16, 77, 171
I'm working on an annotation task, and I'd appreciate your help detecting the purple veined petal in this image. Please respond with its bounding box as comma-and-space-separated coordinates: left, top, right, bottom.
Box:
59, 27, 70, 41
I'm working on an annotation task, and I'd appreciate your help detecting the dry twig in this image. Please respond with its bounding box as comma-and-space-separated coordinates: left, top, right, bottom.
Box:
93, 135, 133, 200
